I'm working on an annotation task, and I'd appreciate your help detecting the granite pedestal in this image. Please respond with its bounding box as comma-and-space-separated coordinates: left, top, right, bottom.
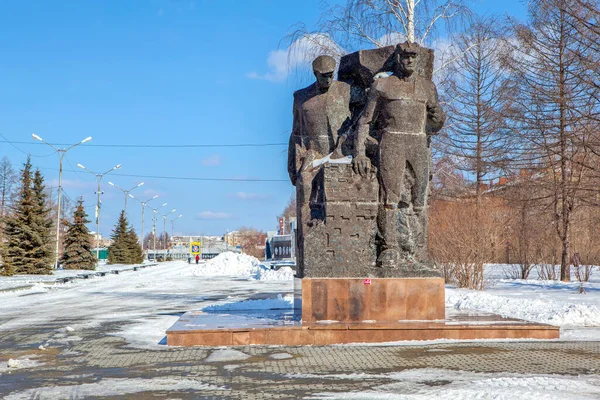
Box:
166, 276, 559, 347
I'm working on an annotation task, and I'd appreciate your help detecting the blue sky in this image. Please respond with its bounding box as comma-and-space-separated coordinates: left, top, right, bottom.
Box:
0, 0, 526, 237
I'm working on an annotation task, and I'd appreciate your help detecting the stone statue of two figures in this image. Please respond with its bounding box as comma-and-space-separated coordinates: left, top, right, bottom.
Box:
288, 42, 445, 278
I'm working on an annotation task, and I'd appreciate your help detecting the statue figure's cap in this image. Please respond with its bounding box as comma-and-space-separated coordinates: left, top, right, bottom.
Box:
396, 41, 420, 56
312, 55, 336, 73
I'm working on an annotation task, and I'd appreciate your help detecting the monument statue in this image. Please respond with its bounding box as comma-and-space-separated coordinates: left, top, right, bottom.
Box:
353, 41, 445, 269
287, 55, 352, 276
288, 42, 443, 278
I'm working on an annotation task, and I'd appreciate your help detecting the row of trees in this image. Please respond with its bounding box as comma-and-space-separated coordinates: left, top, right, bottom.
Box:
0, 157, 144, 275
431, 0, 600, 286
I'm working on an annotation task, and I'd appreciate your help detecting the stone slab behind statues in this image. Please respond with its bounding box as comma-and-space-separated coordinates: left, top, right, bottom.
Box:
294, 42, 441, 279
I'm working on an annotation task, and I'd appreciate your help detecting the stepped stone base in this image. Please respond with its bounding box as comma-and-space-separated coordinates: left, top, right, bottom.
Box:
166, 311, 559, 347
166, 277, 559, 347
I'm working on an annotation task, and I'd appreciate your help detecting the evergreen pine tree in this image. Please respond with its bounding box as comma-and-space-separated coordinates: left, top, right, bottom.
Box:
2, 157, 38, 275
3, 163, 57, 275
126, 226, 144, 264
60, 198, 96, 270
30, 169, 54, 273
108, 211, 142, 264
108, 211, 129, 264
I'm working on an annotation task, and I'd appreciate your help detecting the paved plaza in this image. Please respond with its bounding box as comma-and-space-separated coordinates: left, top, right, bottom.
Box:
1, 318, 600, 399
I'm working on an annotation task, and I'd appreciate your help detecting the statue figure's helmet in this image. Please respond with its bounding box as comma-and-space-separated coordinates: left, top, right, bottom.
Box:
396, 41, 420, 57
312, 55, 336, 74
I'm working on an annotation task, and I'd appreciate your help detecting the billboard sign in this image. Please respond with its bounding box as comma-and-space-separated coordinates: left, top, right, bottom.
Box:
190, 241, 202, 255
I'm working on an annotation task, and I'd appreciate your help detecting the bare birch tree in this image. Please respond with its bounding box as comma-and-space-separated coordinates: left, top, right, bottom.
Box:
287, 0, 470, 57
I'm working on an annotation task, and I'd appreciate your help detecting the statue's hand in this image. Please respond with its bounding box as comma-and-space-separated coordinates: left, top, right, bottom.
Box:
352, 155, 371, 177
427, 103, 443, 126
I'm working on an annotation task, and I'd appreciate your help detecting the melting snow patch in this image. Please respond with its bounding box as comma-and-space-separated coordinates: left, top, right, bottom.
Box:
4, 377, 226, 400
304, 369, 600, 399
0, 357, 44, 372
205, 349, 250, 363
269, 353, 294, 360
203, 294, 293, 312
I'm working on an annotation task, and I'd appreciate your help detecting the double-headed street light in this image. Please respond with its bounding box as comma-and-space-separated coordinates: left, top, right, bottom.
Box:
171, 214, 183, 238
77, 163, 122, 262
32, 133, 92, 268
108, 181, 144, 213
162, 209, 177, 250
128, 194, 158, 252
150, 202, 168, 259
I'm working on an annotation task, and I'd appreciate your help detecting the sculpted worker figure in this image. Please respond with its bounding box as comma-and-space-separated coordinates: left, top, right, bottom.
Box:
288, 55, 352, 273
353, 42, 445, 268
288, 55, 352, 185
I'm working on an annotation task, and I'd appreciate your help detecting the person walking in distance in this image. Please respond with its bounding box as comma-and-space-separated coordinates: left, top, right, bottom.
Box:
195, 254, 200, 264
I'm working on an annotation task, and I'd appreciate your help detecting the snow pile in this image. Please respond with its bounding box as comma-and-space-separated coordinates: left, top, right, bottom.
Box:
187, 252, 262, 277
203, 294, 293, 311
256, 266, 294, 281
184, 252, 293, 281
447, 289, 600, 327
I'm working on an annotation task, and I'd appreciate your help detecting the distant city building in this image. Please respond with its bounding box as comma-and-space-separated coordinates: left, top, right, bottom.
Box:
265, 217, 297, 261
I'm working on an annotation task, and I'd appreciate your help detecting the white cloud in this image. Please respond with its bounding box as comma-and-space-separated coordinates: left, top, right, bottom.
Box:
247, 33, 345, 83
229, 192, 271, 201
200, 154, 222, 167
196, 211, 234, 220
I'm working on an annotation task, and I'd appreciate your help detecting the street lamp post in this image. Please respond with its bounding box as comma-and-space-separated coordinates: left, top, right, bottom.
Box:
171, 214, 183, 259
129, 194, 158, 253
108, 181, 144, 213
162, 209, 176, 251
32, 134, 92, 268
150, 203, 168, 260
77, 163, 122, 263
171, 214, 183, 238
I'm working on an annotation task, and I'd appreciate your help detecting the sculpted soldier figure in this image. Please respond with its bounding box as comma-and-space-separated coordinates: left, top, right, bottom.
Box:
288, 55, 352, 273
353, 42, 445, 268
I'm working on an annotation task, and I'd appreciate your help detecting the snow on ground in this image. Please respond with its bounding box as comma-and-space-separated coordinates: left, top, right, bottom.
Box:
2, 256, 600, 350
0, 254, 294, 349
445, 264, 600, 339
301, 369, 600, 399
0, 356, 45, 373
204, 349, 250, 363
3, 377, 226, 400
203, 293, 293, 312
0, 260, 152, 292
3, 256, 600, 397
